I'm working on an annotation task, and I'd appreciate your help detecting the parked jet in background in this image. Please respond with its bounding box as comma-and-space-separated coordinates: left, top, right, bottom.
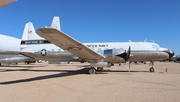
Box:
174, 55, 180, 62
0, 33, 36, 65
36, 22, 174, 74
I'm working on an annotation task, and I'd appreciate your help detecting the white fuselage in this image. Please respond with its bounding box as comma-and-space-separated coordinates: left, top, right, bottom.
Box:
20, 39, 170, 63
0, 34, 172, 64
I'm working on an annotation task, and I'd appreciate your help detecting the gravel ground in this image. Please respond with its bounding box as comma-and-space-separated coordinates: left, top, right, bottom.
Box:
0, 62, 179, 102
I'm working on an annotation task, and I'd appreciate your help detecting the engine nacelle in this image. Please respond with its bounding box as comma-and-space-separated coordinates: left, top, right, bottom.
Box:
90, 62, 111, 68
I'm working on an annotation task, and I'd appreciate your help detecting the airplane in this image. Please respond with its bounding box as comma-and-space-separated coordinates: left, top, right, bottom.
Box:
36, 19, 174, 74
0, 0, 16, 8
0, 16, 174, 74
0, 30, 35, 65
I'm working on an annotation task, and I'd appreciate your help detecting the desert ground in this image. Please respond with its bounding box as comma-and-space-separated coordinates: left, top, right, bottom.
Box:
0, 61, 179, 102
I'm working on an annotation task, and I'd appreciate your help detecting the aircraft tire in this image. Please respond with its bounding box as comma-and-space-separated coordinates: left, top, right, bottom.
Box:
97, 67, 103, 71
89, 67, 96, 74
149, 67, 154, 72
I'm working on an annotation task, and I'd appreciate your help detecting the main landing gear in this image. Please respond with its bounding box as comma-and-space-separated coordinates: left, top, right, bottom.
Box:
89, 67, 104, 74
149, 61, 155, 72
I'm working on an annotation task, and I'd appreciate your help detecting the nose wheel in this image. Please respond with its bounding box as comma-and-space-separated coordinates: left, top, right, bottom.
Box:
149, 61, 155, 72
149, 67, 154, 72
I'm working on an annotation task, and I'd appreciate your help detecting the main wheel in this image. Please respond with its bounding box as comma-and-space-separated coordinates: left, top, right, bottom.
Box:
89, 67, 96, 74
97, 67, 103, 71
149, 67, 154, 72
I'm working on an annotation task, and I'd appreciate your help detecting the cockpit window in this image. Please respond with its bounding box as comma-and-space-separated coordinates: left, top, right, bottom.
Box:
152, 44, 160, 49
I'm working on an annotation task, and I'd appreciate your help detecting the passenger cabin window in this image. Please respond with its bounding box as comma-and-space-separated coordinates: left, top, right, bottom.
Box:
98, 48, 101, 51
51, 49, 55, 52
58, 49, 61, 52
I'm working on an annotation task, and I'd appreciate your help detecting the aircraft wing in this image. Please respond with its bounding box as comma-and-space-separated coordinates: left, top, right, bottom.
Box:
36, 28, 104, 62
0, 0, 16, 8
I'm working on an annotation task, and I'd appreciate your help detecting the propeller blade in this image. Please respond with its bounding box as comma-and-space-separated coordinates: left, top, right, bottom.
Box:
116, 46, 131, 61
127, 46, 131, 73
126, 61, 130, 71
117, 45, 131, 73
127, 46, 131, 58
128, 60, 130, 72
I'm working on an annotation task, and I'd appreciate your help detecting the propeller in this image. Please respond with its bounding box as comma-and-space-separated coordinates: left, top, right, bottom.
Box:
116, 46, 131, 72
126, 46, 131, 73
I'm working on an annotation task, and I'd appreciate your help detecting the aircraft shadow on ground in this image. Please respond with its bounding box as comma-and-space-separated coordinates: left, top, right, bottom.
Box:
0, 67, 90, 85
0, 67, 149, 85
0, 65, 46, 68
55, 64, 90, 68
102, 69, 149, 73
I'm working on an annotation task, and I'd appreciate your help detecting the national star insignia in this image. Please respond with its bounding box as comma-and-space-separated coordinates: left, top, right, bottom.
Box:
41, 49, 47, 56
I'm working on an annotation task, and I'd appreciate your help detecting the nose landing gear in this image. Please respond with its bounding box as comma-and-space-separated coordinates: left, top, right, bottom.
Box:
149, 61, 155, 72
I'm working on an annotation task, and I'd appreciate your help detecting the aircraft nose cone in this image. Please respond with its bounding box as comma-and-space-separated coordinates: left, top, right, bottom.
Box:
168, 50, 175, 58
162, 52, 170, 59
163, 49, 175, 58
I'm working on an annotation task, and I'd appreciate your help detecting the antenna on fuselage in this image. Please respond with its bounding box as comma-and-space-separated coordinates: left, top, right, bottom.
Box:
150, 40, 154, 43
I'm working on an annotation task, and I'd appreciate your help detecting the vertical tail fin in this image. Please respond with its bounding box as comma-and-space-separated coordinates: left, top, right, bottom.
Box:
21, 17, 60, 49
21, 22, 42, 49
21, 22, 41, 40
51, 16, 61, 31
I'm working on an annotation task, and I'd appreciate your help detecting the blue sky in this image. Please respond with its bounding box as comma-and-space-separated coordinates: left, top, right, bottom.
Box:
0, 0, 180, 55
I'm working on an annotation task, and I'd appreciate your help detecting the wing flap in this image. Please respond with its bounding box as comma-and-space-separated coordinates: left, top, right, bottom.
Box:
36, 28, 104, 62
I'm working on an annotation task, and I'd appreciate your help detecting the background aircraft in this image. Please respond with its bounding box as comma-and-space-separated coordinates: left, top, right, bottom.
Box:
174, 55, 180, 62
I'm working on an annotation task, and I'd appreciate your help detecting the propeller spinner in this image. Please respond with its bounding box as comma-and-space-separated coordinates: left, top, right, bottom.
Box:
116, 46, 131, 72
